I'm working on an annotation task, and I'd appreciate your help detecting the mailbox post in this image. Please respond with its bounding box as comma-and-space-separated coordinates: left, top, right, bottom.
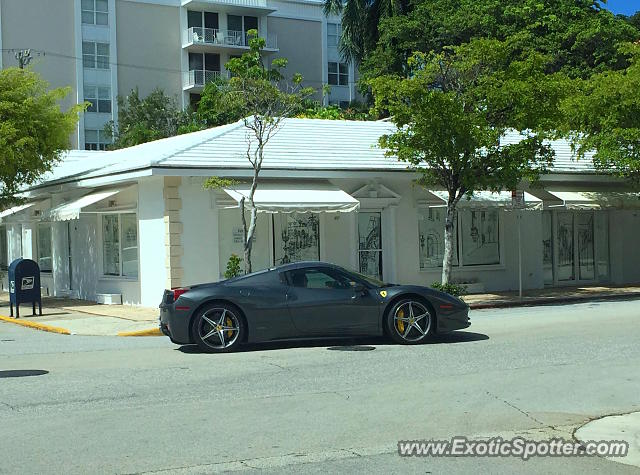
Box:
8, 258, 42, 318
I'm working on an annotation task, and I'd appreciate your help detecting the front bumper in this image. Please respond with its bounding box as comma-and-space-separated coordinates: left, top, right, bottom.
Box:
436, 305, 471, 333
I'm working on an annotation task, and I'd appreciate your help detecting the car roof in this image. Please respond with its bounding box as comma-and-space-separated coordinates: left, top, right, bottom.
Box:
270, 261, 341, 272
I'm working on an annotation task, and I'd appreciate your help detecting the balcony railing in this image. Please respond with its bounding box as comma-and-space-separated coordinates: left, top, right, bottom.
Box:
185, 27, 277, 50
184, 69, 228, 88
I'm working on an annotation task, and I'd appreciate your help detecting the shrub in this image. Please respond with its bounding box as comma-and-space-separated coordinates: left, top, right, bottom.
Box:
224, 254, 243, 279
431, 281, 467, 297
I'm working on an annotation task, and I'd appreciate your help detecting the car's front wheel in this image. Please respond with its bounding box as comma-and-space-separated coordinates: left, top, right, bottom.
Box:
192, 303, 246, 353
385, 298, 434, 345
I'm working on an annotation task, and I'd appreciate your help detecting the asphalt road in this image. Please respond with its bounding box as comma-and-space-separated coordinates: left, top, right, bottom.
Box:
1, 299, 639, 474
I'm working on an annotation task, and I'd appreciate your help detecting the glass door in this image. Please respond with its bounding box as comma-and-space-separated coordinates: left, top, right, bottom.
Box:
556, 212, 575, 282
542, 211, 554, 285
576, 213, 595, 281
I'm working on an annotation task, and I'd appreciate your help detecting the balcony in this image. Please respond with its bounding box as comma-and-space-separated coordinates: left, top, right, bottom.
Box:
183, 69, 231, 90
184, 27, 277, 52
182, 0, 276, 15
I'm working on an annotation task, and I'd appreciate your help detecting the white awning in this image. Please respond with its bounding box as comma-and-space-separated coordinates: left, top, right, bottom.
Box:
47, 190, 121, 221
0, 203, 36, 221
427, 191, 542, 210
537, 190, 640, 210
222, 182, 360, 214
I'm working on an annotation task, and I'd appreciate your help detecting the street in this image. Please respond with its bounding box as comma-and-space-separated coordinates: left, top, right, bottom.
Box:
1, 299, 639, 474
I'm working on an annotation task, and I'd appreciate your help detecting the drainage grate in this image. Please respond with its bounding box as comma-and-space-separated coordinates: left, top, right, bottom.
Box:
327, 345, 376, 352
0, 370, 49, 378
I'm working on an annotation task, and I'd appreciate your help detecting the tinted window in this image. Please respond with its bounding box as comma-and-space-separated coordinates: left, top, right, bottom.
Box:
286, 268, 354, 290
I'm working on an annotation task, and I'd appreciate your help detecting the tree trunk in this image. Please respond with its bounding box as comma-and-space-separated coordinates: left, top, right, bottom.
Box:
244, 205, 258, 274
441, 198, 458, 285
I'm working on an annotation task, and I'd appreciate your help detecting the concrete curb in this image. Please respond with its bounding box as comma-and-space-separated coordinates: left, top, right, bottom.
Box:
117, 327, 163, 337
0, 315, 71, 335
467, 292, 640, 310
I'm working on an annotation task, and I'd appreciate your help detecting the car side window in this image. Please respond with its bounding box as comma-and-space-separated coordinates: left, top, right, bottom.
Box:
287, 268, 353, 290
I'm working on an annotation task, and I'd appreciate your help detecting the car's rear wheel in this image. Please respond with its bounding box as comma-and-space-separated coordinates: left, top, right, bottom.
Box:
193, 303, 245, 353
385, 298, 434, 345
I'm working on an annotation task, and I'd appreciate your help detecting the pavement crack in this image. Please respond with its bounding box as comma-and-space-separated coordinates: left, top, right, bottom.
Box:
486, 390, 546, 426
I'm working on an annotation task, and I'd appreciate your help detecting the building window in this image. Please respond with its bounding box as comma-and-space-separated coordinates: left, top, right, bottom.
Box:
358, 212, 383, 280
102, 213, 138, 278
84, 85, 111, 113
328, 62, 348, 86
82, 0, 108, 25
37, 223, 53, 273
0, 226, 7, 270
418, 208, 500, 269
273, 214, 320, 265
85, 129, 109, 150
327, 22, 341, 48
419, 208, 458, 269
459, 209, 500, 266
82, 41, 110, 69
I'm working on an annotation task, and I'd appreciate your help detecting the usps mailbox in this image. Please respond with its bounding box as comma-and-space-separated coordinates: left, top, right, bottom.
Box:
8, 258, 42, 318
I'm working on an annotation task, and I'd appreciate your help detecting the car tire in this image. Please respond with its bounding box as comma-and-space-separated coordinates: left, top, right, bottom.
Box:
192, 303, 246, 353
385, 298, 434, 345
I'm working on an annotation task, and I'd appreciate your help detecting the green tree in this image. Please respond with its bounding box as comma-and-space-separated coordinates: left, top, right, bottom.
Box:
323, 0, 410, 65
561, 43, 640, 182
203, 31, 313, 274
104, 88, 197, 149
370, 41, 564, 283
363, 0, 639, 81
0, 68, 83, 207
196, 77, 246, 127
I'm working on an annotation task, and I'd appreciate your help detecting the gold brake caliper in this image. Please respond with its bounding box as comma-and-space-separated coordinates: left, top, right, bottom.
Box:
226, 316, 233, 338
397, 309, 405, 333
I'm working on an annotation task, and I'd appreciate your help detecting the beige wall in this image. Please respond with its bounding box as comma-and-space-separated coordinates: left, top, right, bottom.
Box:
267, 17, 323, 96
1, 0, 79, 143
115, 0, 182, 100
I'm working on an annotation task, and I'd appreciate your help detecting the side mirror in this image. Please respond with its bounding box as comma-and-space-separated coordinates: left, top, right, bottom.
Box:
353, 284, 367, 294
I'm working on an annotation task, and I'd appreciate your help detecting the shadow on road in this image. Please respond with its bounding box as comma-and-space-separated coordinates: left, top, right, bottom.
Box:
176, 330, 488, 354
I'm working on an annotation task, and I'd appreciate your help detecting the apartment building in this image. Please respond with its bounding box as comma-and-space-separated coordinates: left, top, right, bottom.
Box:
0, 0, 355, 150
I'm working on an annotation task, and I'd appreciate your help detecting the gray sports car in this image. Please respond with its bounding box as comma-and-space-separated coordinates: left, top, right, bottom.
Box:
159, 261, 470, 352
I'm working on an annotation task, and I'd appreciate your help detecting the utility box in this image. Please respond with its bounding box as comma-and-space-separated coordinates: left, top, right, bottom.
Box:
8, 258, 42, 318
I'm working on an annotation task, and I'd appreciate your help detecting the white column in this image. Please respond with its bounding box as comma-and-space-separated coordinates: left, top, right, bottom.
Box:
51, 222, 70, 294
382, 205, 398, 283
138, 177, 169, 307
21, 224, 35, 260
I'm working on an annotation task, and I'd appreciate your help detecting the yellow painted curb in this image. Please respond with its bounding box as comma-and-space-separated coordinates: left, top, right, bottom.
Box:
0, 315, 71, 335
117, 327, 163, 337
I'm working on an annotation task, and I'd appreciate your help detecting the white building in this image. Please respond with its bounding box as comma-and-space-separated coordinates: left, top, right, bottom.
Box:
1, 118, 639, 307
0, 0, 356, 150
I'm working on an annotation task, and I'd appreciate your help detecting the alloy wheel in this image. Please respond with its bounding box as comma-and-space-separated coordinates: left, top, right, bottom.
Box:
393, 301, 431, 342
197, 308, 241, 349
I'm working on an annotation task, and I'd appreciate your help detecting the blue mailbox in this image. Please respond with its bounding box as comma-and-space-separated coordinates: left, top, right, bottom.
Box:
8, 258, 42, 318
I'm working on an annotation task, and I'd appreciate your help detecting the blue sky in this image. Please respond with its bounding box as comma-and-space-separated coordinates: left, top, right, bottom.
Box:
603, 0, 640, 15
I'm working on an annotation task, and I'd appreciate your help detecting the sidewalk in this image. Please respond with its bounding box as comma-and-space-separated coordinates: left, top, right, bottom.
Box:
463, 284, 640, 309
575, 411, 640, 469
0, 293, 159, 336
1, 284, 639, 336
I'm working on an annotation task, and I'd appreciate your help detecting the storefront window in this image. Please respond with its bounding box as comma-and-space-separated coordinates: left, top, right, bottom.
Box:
358, 212, 382, 280
121, 214, 138, 278
103, 213, 138, 278
542, 211, 554, 285
595, 212, 610, 281
0, 226, 7, 270
418, 208, 458, 269
37, 223, 53, 272
273, 214, 320, 265
458, 209, 500, 266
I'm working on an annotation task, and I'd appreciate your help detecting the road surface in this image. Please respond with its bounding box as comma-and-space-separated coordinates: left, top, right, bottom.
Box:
1, 299, 639, 474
